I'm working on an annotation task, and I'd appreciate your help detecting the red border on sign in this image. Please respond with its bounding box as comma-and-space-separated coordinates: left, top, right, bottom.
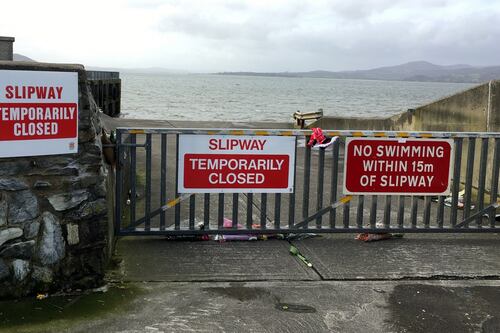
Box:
183, 153, 290, 189
0, 103, 78, 141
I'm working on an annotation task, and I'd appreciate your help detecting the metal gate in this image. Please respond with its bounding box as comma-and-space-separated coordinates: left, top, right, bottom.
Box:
114, 128, 500, 236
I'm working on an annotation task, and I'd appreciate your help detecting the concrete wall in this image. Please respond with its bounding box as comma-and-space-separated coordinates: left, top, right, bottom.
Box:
315, 80, 499, 132
0, 37, 14, 61
0, 61, 112, 298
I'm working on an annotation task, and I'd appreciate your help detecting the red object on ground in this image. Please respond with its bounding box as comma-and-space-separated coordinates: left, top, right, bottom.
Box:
356, 233, 393, 242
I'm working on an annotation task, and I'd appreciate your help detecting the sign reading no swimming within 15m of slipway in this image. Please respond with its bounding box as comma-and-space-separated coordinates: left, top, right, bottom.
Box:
178, 134, 296, 193
0, 70, 78, 158
343, 137, 454, 196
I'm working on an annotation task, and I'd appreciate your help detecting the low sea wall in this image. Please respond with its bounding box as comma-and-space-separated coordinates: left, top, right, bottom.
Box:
314, 80, 500, 132
0, 61, 113, 298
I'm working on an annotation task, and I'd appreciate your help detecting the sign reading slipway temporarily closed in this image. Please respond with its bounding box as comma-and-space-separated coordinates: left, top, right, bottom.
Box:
344, 137, 454, 195
0, 70, 78, 158
178, 135, 296, 193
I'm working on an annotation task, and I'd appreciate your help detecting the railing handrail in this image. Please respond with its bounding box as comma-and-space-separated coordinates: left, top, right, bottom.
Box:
116, 127, 500, 138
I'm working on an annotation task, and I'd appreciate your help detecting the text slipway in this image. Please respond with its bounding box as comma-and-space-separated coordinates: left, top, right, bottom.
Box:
209, 138, 267, 150
379, 175, 434, 187
4, 85, 63, 100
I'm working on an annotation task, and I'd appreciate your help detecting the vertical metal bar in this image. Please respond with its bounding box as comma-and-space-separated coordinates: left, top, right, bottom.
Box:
115, 130, 123, 234
330, 139, 340, 228
160, 134, 166, 231
463, 138, 476, 220
316, 148, 325, 228
218, 193, 224, 230
189, 195, 195, 230
288, 139, 298, 229
356, 196, 364, 228
145, 134, 152, 231
476, 138, 488, 227
450, 138, 463, 227
174, 135, 180, 230
247, 193, 254, 229
423, 197, 431, 228
383, 196, 391, 228
302, 143, 311, 219
129, 134, 137, 228
397, 196, 405, 229
490, 139, 500, 227
411, 196, 418, 228
343, 202, 350, 228
261, 193, 267, 229
204, 193, 210, 230
232, 193, 238, 229
437, 196, 445, 228
274, 193, 281, 229
370, 195, 378, 228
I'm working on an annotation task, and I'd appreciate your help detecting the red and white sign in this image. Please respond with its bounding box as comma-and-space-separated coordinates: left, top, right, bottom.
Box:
178, 135, 296, 193
0, 70, 78, 158
343, 137, 454, 195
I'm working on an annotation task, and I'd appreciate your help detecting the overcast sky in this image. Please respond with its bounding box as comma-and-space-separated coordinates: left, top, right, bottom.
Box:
2, 0, 499, 72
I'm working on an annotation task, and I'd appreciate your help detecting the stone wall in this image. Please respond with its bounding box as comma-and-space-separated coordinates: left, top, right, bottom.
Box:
0, 61, 112, 298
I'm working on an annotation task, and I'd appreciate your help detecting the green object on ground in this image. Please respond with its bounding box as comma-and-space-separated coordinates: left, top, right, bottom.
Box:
289, 245, 313, 267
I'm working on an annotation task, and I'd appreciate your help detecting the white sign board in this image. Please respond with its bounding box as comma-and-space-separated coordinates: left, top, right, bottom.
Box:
178, 134, 296, 193
0, 70, 79, 158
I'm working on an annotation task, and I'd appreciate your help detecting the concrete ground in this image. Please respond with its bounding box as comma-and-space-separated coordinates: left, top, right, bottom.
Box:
4, 234, 500, 333
2, 116, 500, 332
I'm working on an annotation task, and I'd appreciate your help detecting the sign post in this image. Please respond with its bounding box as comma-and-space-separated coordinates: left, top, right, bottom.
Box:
0, 70, 78, 158
178, 134, 296, 193
343, 137, 454, 195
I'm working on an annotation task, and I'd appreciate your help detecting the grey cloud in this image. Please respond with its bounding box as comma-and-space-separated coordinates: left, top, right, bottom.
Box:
153, 0, 500, 71
158, 4, 305, 41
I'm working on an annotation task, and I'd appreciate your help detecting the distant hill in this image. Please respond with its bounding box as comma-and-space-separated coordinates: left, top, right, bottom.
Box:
219, 61, 500, 83
13, 53, 36, 62
87, 66, 189, 75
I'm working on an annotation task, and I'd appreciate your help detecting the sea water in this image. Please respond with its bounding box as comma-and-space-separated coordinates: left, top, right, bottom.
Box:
120, 73, 474, 122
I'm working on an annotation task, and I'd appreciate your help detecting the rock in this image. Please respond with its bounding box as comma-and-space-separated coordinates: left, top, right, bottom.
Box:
12, 259, 30, 281
0, 178, 28, 191
0, 228, 23, 247
66, 224, 79, 245
0, 259, 9, 280
7, 190, 39, 224
0, 240, 35, 259
48, 189, 89, 211
29, 167, 79, 177
0, 160, 31, 176
37, 212, 65, 265
33, 181, 52, 189
32, 265, 53, 283
24, 220, 41, 239
0, 200, 7, 226
66, 199, 107, 220
94, 181, 107, 198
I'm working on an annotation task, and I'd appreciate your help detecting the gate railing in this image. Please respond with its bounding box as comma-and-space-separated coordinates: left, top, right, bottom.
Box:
115, 128, 500, 235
